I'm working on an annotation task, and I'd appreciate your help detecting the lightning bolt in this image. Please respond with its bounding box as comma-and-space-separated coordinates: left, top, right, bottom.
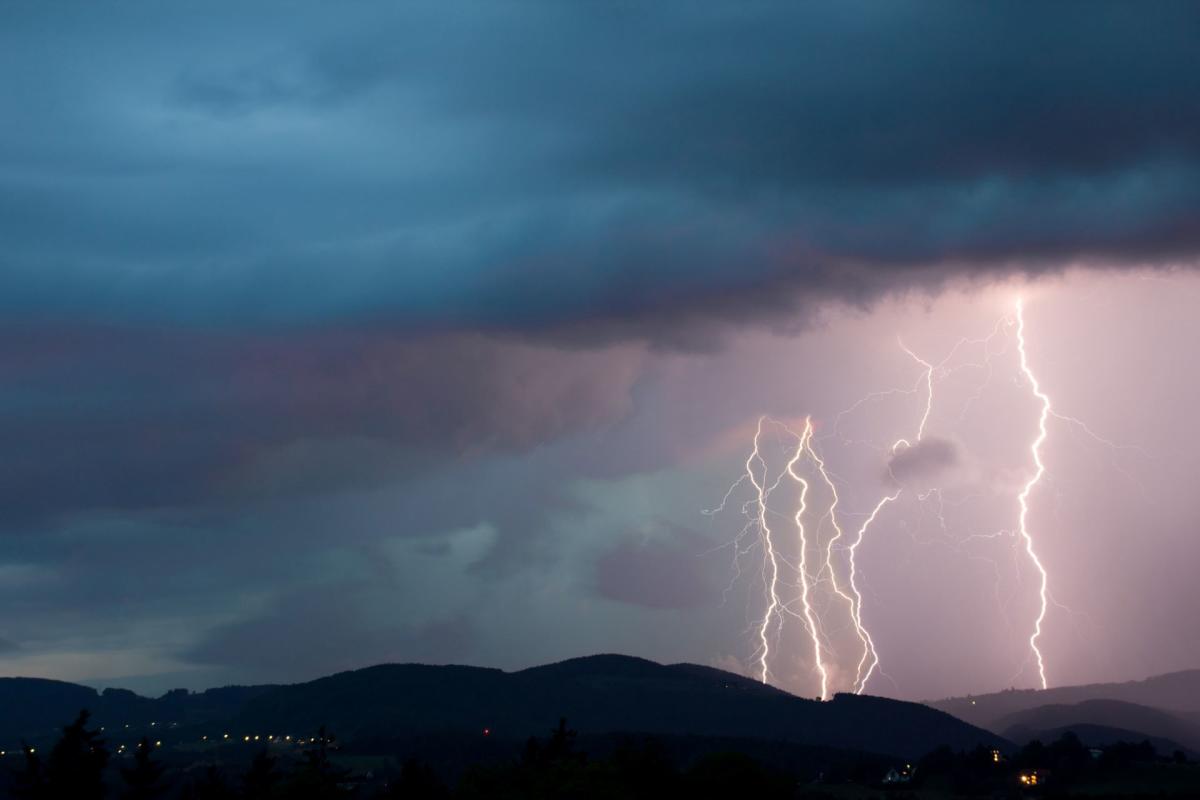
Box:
745, 417, 784, 685
709, 298, 1111, 698
784, 418, 830, 700
1015, 298, 1053, 689
898, 339, 936, 445
842, 338, 936, 694
847, 492, 898, 693
808, 439, 877, 696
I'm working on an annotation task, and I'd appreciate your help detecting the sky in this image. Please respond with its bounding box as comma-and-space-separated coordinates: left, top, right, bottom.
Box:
1, 2, 1199, 701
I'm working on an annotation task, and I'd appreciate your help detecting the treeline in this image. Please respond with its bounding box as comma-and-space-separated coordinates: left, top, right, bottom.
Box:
2, 711, 357, 800
1, 713, 823, 800
5, 710, 1199, 798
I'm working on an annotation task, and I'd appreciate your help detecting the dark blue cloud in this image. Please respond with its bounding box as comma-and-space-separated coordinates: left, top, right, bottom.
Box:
0, 3, 1198, 336
0, 326, 644, 524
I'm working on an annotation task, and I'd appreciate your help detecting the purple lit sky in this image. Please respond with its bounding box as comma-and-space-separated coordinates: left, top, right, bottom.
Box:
1, 4, 1199, 701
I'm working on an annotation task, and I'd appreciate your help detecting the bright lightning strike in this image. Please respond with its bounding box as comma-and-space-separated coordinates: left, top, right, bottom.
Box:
745, 417, 784, 685
708, 297, 1119, 699
785, 418, 830, 700
1015, 298, 1053, 690
845, 338, 936, 694
847, 492, 897, 693
808, 440, 877, 696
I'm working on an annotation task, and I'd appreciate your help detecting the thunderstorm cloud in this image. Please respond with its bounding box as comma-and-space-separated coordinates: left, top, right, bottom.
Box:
2, 3, 1200, 699
0, 3, 1198, 339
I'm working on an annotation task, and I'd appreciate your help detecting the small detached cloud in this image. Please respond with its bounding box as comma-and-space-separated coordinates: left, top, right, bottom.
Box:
885, 437, 959, 486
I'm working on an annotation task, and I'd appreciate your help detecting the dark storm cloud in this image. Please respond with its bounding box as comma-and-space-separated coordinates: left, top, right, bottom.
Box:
885, 437, 959, 485
594, 527, 718, 610
0, 3, 1198, 338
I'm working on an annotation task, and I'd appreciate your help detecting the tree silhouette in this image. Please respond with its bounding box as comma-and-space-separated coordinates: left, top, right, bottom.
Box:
283, 725, 349, 799
120, 737, 167, 800
183, 765, 235, 800
242, 747, 281, 799
44, 710, 109, 800
521, 717, 583, 768
380, 759, 449, 799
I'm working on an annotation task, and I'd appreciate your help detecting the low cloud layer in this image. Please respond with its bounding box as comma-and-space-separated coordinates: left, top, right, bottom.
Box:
0, 326, 645, 524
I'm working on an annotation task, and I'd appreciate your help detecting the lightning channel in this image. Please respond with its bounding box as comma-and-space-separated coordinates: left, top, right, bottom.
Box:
847, 492, 898, 693
746, 417, 784, 685
844, 338, 937, 693
1015, 298, 1053, 690
784, 418, 830, 700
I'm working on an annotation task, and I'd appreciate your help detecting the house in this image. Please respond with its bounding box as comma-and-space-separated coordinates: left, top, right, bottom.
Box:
882, 763, 914, 784
1018, 768, 1050, 787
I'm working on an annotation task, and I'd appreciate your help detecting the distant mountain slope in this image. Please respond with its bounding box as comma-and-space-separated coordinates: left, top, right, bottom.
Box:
996, 699, 1200, 751
229, 654, 1005, 758
929, 669, 1200, 730
0, 678, 101, 740
0, 677, 277, 744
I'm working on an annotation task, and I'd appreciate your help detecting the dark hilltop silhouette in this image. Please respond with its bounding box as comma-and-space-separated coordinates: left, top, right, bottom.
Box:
223, 654, 1004, 758
5, 656, 1200, 797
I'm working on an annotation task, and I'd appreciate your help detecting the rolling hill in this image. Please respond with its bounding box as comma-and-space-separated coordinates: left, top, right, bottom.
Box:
226, 654, 1005, 758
